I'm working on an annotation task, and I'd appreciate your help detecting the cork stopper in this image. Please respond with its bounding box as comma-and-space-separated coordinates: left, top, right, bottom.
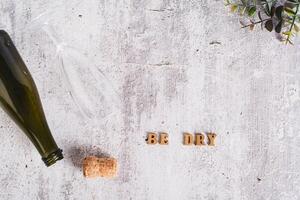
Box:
83, 156, 117, 178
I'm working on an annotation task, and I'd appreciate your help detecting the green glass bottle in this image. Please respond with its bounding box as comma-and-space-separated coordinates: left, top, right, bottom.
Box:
0, 30, 63, 166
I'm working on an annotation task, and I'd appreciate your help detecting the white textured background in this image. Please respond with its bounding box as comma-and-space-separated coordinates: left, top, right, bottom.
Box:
0, 0, 300, 200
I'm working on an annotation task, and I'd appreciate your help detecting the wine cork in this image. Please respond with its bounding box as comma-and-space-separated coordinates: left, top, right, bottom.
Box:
83, 156, 117, 178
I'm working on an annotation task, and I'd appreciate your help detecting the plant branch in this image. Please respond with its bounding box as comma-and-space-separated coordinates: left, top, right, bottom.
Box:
241, 18, 269, 28
286, 1, 300, 44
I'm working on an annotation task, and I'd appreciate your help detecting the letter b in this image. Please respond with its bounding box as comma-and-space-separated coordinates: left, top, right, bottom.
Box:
147, 133, 158, 144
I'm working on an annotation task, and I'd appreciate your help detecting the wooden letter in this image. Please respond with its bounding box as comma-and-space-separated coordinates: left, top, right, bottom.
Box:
183, 133, 193, 145
147, 133, 158, 144
207, 133, 217, 146
195, 133, 205, 145
159, 133, 169, 145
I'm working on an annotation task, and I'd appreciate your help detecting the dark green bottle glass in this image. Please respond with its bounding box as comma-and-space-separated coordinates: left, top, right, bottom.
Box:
0, 30, 63, 166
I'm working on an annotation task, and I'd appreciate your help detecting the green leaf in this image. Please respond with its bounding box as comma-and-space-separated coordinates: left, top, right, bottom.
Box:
286, 0, 299, 4
231, 4, 238, 12
248, 6, 256, 17
283, 31, 292, 36
265, 19, 273, 32
224, 0, 231, 6
275, 6, 284, 19
284, 7, 296, 16
240, 6, 247, 15
267, 1, 276, 16
261, 0, 275, 16
271, 6, 276, 17
275, 20, 283, 33
294, 23, 300, 32
263, 3, 271, 16
287, 38, 294, 45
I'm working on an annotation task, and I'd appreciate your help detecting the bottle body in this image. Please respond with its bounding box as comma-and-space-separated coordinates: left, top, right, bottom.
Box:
0, 30, 63, 166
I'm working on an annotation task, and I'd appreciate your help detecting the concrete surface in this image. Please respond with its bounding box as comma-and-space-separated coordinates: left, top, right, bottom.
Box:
0, 0, 300, 199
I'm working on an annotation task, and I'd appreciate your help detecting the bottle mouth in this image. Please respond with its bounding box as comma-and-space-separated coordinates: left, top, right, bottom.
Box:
42, 149, 64, 167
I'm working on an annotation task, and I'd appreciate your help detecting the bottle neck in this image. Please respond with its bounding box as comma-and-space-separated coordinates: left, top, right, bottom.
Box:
42, 149, 63, 167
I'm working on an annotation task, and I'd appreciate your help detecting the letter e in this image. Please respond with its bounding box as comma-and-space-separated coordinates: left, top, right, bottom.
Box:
159, 133, 169, 145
